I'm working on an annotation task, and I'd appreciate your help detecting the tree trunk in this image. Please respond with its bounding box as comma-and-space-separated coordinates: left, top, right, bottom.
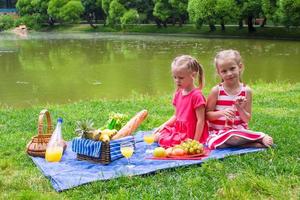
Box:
260, 17, 267, 27
87, 13, 97, 29
238, 19, 243, 29
163, 21, 167, 28
154, 19, 162, 28
172, 17, 176, 26
209, 23, 216, 32
179, 17, 183, 27
48, 17, 55, 26
247, 16, 256, 32
221, 19, 225, 31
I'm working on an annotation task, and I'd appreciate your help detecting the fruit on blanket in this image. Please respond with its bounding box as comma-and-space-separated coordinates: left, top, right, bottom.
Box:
153, 147, 167, 158
179, 139, 204, 155
173, 148, 186, 156
112, 110, 148, 140
75, 119, 95, 139
169, 139, 204, 155
166, 147, 173, 156
99, 129, 117, 142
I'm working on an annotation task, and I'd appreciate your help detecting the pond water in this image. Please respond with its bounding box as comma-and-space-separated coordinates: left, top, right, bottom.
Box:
0, 32, 299, 107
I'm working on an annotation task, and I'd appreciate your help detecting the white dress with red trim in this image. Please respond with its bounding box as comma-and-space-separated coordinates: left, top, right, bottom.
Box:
206, 83, 265, 149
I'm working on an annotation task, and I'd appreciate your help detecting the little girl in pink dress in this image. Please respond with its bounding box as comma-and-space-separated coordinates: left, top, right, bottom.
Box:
154, 55, 208, 148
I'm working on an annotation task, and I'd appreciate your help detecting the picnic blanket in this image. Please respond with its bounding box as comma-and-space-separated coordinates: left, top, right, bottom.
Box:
30, 130, 267, 192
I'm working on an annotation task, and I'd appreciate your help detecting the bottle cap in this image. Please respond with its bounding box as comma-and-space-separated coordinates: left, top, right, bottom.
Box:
57, 118, 63, 123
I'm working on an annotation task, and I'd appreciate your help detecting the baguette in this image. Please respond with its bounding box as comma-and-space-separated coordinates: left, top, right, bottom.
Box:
112, 109, 148, 140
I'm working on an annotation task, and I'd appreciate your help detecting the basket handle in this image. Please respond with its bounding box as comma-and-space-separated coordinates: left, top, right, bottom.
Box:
38, 109, 53, 136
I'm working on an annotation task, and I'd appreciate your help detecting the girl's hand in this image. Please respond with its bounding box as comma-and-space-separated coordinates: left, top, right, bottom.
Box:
222, 107, 235, 120
234, 96, 247, 108
153, 125, 165, 134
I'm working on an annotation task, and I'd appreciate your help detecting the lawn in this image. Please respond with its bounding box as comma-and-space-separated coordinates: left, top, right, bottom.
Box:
0, 82, 299, 199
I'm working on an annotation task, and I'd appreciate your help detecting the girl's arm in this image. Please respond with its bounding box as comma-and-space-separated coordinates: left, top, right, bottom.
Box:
194, 106, 205, 141
235, 86, 252, 123
153, 115, 176, 134
206, 86, 235, 121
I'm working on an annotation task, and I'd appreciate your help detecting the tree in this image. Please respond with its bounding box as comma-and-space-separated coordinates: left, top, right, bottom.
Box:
188, 0, 217, 31
48, 0, 84, 24
215, 0, 238, 31
81, 0, 102, 28
169, 0, 188, 26
107, 0, 126, 25
239, 0, 262, 32
60, 1, 84, 23
153, 0, 172, 27
278, 0, 300, 28
120, 9, 139, 28
16, 0, 51, 27
261, 0, 279, 27
101, 0, 111, 25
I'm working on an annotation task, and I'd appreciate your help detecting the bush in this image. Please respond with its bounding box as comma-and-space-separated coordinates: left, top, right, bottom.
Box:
0, 15, 15, 31
14, 14, 42, 30
121, 9, 139, 28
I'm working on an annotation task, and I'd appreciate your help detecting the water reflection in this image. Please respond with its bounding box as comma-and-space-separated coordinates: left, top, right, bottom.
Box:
0, 33, 299, 107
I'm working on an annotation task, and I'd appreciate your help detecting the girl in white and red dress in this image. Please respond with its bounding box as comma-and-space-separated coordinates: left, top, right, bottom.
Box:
206, 49, 273, 149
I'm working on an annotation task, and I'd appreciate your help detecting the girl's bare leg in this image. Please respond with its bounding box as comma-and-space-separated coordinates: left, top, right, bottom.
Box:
219, 134, 273, 148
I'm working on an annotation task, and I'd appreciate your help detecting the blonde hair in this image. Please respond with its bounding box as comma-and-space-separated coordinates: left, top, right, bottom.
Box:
214, 49, 243, 81
171, 55, 205, 90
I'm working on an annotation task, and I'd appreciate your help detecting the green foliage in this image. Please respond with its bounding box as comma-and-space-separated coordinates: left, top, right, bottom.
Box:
0, 15, 14, 31
121, 9, 139, 28
215, 0, 238, 28
48, 0, 68, 22
107, 0, 126, 25
14, 14, 43, 30
16, 0, 34, 16
60, 1, 84, 23
188, 0, 217, 30
48, 0, 84, 23
278, 0, 300, 28
153, 0, 172, 22
262, 0, 280, 24
16, 0, 50, 27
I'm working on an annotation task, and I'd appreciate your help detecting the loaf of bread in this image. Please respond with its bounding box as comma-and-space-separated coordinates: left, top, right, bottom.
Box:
112, 110, 148, 140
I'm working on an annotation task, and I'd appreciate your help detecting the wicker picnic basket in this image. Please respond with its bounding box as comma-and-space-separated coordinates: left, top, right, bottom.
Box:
26, 109, 53, 157
77, 141, 111, 164
72, 136, 135, 164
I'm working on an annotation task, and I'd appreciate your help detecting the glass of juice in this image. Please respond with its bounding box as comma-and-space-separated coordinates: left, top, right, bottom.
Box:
45, 146, 63, 162
120, 142, 134, 168
143, 133, 155, 154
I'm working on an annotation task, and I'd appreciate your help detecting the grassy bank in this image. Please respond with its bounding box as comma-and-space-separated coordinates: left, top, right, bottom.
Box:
0, 82, 299, 199
42, 24, 300, 40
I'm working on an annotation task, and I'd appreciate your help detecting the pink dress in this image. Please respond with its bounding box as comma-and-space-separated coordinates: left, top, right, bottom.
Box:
206, 83, 265, 149
158, 88, 208, 148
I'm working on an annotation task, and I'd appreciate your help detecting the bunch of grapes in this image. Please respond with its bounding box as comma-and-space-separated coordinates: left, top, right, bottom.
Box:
175, 139, 204, 155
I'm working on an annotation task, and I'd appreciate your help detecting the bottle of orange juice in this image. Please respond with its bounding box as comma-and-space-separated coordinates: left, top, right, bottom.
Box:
45, 118, 64, 162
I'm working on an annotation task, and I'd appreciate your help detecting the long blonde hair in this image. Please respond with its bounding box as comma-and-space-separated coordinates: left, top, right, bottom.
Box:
171, 55, 205, 90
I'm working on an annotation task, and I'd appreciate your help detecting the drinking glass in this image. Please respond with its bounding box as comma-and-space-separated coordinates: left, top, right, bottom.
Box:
120, 142, 135, 168
143, 133, 155, 153
224, 105, 236, 130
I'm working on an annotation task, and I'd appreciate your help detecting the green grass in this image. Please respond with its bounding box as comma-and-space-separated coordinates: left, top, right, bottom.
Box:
41, 24, 300, 40
0, 82, 299, 199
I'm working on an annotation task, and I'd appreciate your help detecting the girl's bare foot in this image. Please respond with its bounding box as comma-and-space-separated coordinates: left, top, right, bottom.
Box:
261, 134, 273, 147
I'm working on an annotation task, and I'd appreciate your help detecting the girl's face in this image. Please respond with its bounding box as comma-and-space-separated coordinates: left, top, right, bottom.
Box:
172, 66, 195, 90
216, 58, 242, 84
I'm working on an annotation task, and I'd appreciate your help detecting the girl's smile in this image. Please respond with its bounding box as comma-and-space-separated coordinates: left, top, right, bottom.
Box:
217, 59, 242, 83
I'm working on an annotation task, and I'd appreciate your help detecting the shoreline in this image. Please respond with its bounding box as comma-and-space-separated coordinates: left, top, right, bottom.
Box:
38, 24, 300, 41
